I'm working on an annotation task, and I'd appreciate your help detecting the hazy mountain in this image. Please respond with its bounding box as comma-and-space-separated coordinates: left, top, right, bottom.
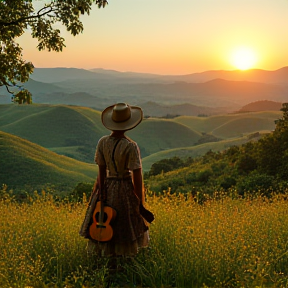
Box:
32, 76, 288, 108
33, 92, 107, 108
0, 78, 67, 98
115, 79, 288, 107
30, 67, 103, 83
89, 68, 163, 79
237, 100, 283, 112
159, 67, 288, 84
31, 67, 166, 84
1, 67, 288, 113
31, 66, 288, 85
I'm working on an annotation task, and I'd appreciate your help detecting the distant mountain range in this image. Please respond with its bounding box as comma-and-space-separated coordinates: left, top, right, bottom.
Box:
160, 67, 288, 84
29, 66, 288, 85
0, 67, 287, 116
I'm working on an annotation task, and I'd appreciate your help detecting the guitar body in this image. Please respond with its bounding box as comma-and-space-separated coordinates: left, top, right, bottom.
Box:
89, 201, 117, 242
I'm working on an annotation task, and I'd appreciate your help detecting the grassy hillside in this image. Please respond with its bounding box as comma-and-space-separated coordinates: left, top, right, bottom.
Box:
0, 131, 97, 192
174, 111, 281, 136
211, 117, 276, 139
141, 134, 264, 172
128, 118, 201, 156
0, 104, 106, 162
0, 104, 104, 147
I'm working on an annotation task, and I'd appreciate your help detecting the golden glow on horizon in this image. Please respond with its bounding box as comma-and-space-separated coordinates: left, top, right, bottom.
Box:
230, 47, 258, 70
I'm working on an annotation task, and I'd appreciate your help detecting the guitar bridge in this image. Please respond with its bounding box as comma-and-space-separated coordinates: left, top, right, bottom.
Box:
96, 224, 106, 228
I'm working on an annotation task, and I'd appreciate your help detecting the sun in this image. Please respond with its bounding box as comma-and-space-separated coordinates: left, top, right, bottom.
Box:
230, 47, 257, 70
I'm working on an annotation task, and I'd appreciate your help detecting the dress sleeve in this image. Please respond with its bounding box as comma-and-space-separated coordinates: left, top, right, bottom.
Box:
95, 137, 106, 166
127, 142, 142, 171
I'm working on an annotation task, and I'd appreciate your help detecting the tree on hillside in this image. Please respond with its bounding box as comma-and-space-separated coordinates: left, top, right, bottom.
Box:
0, 0, 108, 103
258, 103, 288, 178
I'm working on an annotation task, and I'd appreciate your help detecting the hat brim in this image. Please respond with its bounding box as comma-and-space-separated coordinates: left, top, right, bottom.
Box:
101, 105, 143, 131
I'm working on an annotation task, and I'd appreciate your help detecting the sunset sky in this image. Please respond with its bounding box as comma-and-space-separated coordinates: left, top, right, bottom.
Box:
19, 0, 288, 75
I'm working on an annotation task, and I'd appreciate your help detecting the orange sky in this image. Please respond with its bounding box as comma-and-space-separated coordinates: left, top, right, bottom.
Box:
19, 0, 288, 75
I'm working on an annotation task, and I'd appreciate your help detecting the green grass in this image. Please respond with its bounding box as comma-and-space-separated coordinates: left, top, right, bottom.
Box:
0, 131, 97, 192
1, 192, 288, 287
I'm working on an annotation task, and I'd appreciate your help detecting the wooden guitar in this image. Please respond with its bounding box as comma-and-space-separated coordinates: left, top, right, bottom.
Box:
89, 201, 117, 242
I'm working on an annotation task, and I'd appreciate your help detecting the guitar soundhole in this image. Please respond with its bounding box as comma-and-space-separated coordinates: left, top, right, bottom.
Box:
95, 212, 108, 223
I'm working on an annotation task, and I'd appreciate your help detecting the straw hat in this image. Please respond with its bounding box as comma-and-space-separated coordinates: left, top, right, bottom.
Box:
101, 103, 143, 131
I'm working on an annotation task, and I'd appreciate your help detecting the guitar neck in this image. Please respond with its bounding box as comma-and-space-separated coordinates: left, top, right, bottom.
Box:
99, 201, 105, 225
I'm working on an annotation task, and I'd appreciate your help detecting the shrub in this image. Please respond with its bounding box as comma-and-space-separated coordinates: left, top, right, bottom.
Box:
69, 182, 93, 202
236, 173, 275, 196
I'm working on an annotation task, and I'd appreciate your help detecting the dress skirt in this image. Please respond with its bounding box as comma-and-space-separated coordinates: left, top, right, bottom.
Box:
80, 177, 149, 257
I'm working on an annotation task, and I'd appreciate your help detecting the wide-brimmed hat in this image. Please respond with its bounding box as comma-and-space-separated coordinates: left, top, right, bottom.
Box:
101, 103, 143, 131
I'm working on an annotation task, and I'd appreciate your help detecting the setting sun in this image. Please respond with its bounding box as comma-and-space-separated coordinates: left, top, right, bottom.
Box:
230, 47, 258, 70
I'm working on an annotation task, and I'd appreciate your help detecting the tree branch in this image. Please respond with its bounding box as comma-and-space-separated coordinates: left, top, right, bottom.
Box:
5, 84, 14, 95
0, 6, 55, 27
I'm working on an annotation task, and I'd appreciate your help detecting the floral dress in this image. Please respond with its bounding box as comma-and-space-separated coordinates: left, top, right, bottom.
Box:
85, 135, 149, 256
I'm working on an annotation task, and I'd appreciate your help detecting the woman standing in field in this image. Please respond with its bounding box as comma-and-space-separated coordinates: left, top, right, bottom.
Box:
80, 103, 151, 258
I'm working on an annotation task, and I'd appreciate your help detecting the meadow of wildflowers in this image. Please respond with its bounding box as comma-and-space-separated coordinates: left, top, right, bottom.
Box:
1, 191, 288, 288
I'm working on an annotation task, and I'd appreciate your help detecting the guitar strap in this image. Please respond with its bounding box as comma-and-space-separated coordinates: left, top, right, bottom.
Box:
111, 138, 121, 175
100, 138, 121, 202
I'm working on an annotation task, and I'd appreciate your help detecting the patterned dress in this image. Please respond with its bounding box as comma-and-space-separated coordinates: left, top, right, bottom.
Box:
87, 135, 149, 256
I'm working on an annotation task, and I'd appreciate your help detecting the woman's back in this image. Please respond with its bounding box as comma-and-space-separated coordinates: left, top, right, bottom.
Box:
96, 135, 142, 177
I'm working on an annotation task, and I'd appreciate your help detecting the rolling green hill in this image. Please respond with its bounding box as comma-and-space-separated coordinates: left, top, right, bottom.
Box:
211, 117, 276, 139
128, 118, 201, 156
0, 104, 104, 147
0, 131, 97, 192
174, 111, 281, 136
0, 104, 106, 162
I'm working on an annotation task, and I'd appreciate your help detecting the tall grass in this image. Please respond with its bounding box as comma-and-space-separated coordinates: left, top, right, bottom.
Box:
1, 191, 288, 287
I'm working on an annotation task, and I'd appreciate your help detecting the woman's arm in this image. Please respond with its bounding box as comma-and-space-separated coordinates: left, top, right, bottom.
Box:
132, 168, 144, 203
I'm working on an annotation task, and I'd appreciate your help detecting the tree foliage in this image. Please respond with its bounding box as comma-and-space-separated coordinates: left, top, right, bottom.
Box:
0, 0, 107, 101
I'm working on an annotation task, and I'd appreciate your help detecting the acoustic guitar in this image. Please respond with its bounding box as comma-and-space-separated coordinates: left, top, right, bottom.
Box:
89, 201, 117, 242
